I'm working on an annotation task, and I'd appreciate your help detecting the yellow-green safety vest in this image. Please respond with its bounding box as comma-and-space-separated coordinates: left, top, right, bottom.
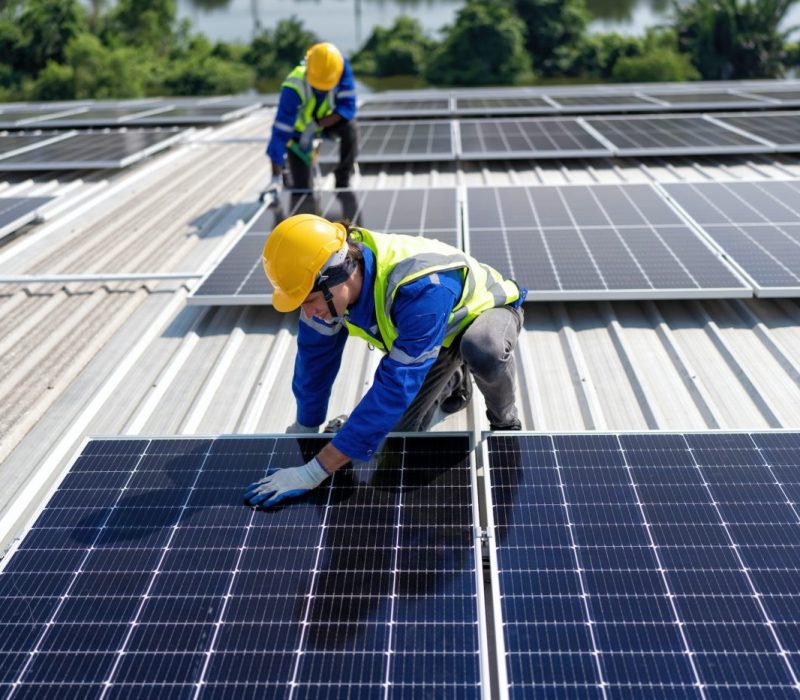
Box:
344, 228, 520, 354
281, 65, 335, 133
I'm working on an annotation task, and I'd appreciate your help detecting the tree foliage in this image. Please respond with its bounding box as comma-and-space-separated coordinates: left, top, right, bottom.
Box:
244, 17, 318, 81
674, 0, 798, 79
350, 16, 435, 76
612, 47, 701, 81
512, 0, 589, 76
426, 0, 533, 86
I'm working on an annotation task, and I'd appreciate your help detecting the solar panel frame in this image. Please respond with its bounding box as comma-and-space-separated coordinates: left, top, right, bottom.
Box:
127, 103, 259, 125
659, 179, 800, 297
0, 196, 53, 240
736, 89, 800, 107
463, 183, 752, 301
0, 432, 488, 698
189, 187, 463, 306
0, 132, 75, 159
547, 93, 664, 112
457, 117, 612, 160
453, 95, 560, 117
0, 130, 185, 171
319, 119, 456, 163
482, 430, 800, 700
583, 114, 774, 156
357, 97, 453, 119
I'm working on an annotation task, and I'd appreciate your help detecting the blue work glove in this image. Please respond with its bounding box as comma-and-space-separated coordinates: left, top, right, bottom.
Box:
298, 121, 318, 151
286, 420, 319, 434
243, 457, 330, 508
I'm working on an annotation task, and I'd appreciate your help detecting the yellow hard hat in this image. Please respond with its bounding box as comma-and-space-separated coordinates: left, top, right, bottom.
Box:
262, 214, 347, 312
306, 42, 345, 91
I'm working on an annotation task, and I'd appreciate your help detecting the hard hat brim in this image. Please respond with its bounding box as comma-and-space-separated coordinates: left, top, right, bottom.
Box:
272, 284, 308, 312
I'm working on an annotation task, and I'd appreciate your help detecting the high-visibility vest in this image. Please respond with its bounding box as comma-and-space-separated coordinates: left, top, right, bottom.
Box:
281, 65, 336, 133
345, 228, 520, 354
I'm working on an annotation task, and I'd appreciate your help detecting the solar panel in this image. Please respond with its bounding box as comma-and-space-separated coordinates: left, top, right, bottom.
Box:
0, 196, 53, 239
0, 109, 84, 128
29, 106, 172, 128
129, 104, 258, 125
549, 94, 658, 111
465, 184, 750, 300
584, 114, 772, 156
643, 90, 769, 107
740, 89, 800, 105
662, 180, 800, 296
0, 134, 68, 158
453, 96, 556, 116
485, 431, 800, 699
319, 120, 454, 163
715, 112, 800, 151
0, 434, 483, 697
189, 187, 461, 306
358, 98, 452, 119
458, 118, 611, 160
0, 130, 184, 171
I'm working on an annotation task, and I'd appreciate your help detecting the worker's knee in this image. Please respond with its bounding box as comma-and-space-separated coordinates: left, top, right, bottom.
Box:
461, 334, 508, 381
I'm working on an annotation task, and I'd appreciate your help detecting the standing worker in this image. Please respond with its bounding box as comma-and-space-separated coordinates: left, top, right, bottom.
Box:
243, 214, 526, 509
264, 42, 358, 199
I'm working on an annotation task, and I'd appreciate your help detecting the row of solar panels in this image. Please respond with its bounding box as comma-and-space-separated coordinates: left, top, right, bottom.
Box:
0, 96, 262, 129
189, 180, 800, 305
2, 431, 799, 697
0, 130, 184, 171
360, 84, 800, 117
321, 111, 800, 163
0, 196, 53, 240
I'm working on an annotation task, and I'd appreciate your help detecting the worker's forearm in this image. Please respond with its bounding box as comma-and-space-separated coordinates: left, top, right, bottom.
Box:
316, 442, 351, 473
318, 113, 342, 129
271, 161, 281, 176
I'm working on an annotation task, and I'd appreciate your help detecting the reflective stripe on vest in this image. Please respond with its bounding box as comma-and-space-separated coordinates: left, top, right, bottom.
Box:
281, 65, 336, 133
344, 229, 520, 357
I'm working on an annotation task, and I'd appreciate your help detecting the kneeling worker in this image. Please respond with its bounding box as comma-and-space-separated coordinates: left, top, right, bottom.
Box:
264, 42, 357, 199
244, 215, 526, 508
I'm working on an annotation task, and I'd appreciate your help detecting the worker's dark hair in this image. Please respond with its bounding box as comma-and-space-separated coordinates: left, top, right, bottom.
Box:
337, 222, 364, 270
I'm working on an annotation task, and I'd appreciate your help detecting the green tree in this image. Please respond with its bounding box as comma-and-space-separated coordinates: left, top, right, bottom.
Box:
164, 35, 254, 94
674, 0, 798, 79
512, 0, 589, 76
351, 16, 435, 76
612, 47, 701, 81
574, 32, 644, 79
14, 0, 88, 74
244, 16, 317, 81
105, 0, 176, 54
426, 0, 533, 86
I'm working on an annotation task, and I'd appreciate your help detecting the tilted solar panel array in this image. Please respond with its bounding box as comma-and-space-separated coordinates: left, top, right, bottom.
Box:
0, 130, 185, 170
662, 180, 800, 297
464, 184, 750, 300
319, 120, 455, 163
189, 188, 461, 305
485, 432, 800, 699
0, 434, 483, 698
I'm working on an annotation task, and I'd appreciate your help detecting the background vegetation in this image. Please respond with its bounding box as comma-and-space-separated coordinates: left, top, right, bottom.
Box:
0, 0, 797, 99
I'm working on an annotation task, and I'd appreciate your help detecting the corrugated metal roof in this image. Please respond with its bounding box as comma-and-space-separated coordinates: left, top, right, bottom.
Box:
2, 106, 800, 552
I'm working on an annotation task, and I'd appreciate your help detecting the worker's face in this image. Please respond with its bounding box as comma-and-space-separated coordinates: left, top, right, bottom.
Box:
300, 282, 352, 321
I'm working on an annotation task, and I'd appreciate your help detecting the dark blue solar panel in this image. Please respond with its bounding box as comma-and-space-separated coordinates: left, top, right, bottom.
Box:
0, 434, 481, 697
487, 432, 800, 699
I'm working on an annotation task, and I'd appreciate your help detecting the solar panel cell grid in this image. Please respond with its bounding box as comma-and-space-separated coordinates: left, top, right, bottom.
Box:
663, 180, 800, 295
459, 118, 610, 159
487, 432, 800, 699
0, 434, 481, 697
585, 115, 768, 154
320, 121, 454, 163
716, 113, 800, 148
465, 184, 748, 300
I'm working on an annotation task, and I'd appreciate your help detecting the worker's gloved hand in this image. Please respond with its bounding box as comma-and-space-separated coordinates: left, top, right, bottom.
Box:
243, 457, 330, 508
260, 174, 282, 204
323, 414, 348, 433
298, 121, 318, 151
286, 420, 319, 434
